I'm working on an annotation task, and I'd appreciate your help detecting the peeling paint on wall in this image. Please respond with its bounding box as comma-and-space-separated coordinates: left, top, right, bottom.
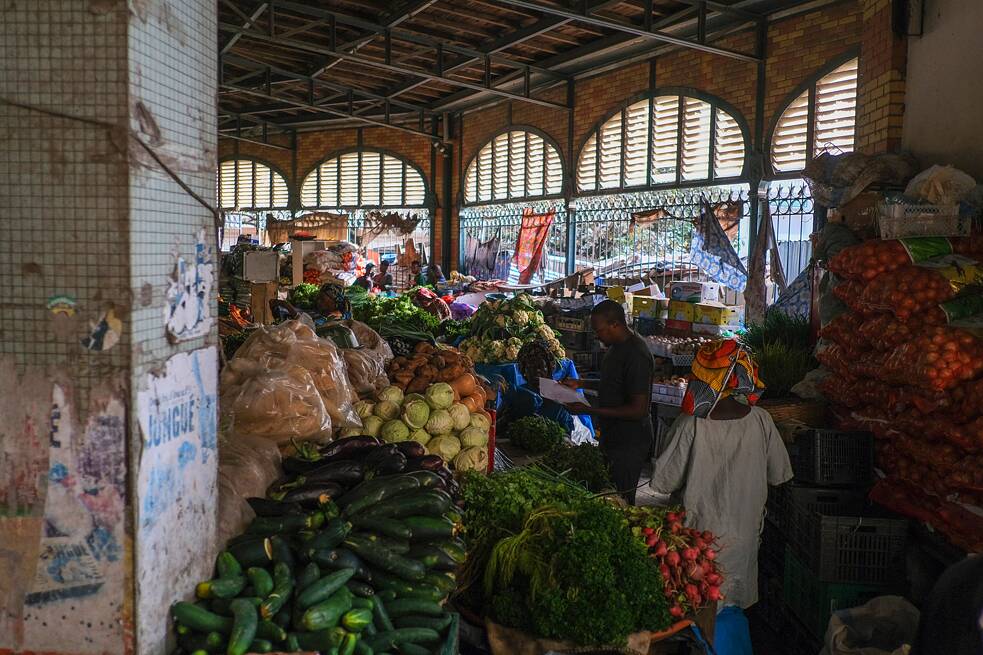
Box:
135, 347, 218, 654
164, 229, 215, 343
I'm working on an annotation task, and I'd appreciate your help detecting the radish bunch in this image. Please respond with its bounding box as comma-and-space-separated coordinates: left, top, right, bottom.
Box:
625, 507, 723, 619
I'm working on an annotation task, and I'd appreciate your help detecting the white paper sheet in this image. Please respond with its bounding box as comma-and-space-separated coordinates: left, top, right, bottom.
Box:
538, 378, 586, 405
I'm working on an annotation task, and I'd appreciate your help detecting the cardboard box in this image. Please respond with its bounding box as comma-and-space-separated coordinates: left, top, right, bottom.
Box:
669, 281, 721, 303
606, 286, 626, 302
692, 323, 739, 336
665, 319, 693, 333
693, 303, 745, 326
668, 300, 695, 322
632, 296, 658, 317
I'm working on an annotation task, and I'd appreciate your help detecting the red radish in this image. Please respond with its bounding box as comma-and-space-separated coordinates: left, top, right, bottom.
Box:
705, 548, 717, 560
653, 541, 668, 557
646, 534, 659, 547
665, 551, 681, 567
642, 527, 655, 536
685, 561, 704, 581
682, 548, 699, 561
707, 586, 723, 602
670, 522, 682, 535
669, 605, 684, 618
702, 530, 713, 542
700, 559, 713, 575
667, 512, 679, 522
660, 563, 671, 579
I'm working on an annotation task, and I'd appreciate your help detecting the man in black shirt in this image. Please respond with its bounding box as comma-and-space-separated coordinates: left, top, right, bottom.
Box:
563, 300, 655, 504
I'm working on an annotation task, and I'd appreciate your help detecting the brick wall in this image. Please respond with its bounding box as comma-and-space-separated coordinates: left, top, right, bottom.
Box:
857, 0, 907, 153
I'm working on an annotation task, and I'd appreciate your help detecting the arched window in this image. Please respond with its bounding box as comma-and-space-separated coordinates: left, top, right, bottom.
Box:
771, 57, 859, 174
218, 158, 290, 210
577, 94, 747, 193
463, 129, 564, 204
301, 149, 429, 208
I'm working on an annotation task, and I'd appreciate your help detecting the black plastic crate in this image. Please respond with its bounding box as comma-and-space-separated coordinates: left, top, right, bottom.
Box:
570, 350, 598, 372
777, 485, 908, 585
788, 429, 873, 487
550, 313, 592, 332
557, 329, 593, 351
759, 518, 787, 578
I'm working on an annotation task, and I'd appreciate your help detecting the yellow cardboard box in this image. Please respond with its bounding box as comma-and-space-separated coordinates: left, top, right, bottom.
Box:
694, 302, 745, 326
632, 296, 658, 317
668, 300, 695, 322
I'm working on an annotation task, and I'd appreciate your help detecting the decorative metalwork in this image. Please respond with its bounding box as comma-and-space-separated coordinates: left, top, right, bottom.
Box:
762, 178, 814, 285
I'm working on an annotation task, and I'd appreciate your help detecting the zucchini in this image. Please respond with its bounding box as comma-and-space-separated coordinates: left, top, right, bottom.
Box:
259, 562, 293, 620
210, 597, 261, 616
177, 630, 225, 653
273, 607, 291, 630
346, 580, 375, 598
335, 477, 391, 509
341, 608, 373, 632
343, 476, 420, 517
353, 639, 375, 655
345, 537, 425, 581
285, 634, 300, 652
339, 632, 358, 655
268, 536, 295, 571
352, 532, 410, 555
402, 516, 457, 541
441, 539, 466, 563
302, 588, 354, 631
349, 516, 412, 540
317, 548, 372, 582
246, 568, 274, 597
385, 598, 444, 618
392, 585, 444, 603
247, 512, 324, 536
296, 561, 321, 591
215, 551, 242, 579
394, 613, 453, 632
403, 470, 443, 488
371, 595, 394, 632
228, 538, 272, 569
227, 598, 258, 655
421, 571, 455, 594
247, 639, 272, 653
196, 576, 246, 600
296, 568, 356, 610
291, 627, 346, 651
359, 489, 452, 520
306, 518, 353, 551
352, 597, 374, 610
246, 497, 302, 517
406, 545, 457, 571
255, 619, 286, 642
376, 589, 397, 602
366, 628, 440, 651
396, 644, 430, 655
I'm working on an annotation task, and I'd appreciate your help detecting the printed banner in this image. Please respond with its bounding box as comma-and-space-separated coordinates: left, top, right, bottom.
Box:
513, 208, 556, 284
689, 198, 748, 291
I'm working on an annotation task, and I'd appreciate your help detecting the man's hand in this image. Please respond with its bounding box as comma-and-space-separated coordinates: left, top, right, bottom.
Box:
566, 402, 592, 415
559, 378, 582, 390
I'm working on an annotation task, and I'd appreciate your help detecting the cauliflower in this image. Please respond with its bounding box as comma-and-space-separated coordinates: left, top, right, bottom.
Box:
505, 345, 520, 360
538, 325, 554, 339
529, 312, 544, 327
512, 310, 529, 325
507, 337, 523, 348
495, 315, 508, 328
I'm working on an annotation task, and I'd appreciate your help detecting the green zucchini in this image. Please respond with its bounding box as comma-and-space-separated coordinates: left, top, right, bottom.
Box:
215, 551, 242, 579
296, 561, 321, 591
296, 568, 356, 610
338, 632, 358, 655
273, 607, 291, 630
402, 516, 457, 542
268, 536, 295, 571
444, 510, 462, 524
346, 580, 375, 598
306, 518, 353, 551
403, 471, 443, 489
177, 630, 225, 653
246, 568, 274, 597
359, 490, 452, 520
353, 639, 375, 655
227, 598, 258, 655
259, 562, 293, 620
352, 597, 374, 610
228, 538, 273, 569
395, 644, 430, 655
440, 539, 466, 563
345, 537, 425, 581
247, 512, 324, 536
196, 576, 246, 600
341, 607, 374, 632
393, 585, 444, 603
365, 628, 440, 651
343, 476, 421, 517
406, 544, 457, 571
319, 548, 373, 583
291, 627, 345, 651
376, 589, 396, 602
394, 613, 453, 631
352, 532, 410, 555
371, 595, 394, 632
210, 597, 261, 615
349, 516, 412, 540
385, 598, 444, 618
255, 619, 286, 642
247, 639, 272, 653
302, 588, 354, 631
421, 571, 455, 594
285, 634, 300, 651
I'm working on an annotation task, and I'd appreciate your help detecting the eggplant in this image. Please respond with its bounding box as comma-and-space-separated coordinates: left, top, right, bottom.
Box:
304, 459, 365, 486
363, 444, 400, 468
364, 451, 406, 479
404, 456, 444, 473
247, 497, 303, 517
317, 435, 382, 462
393, 441, 427, 459
282, 456, 324, 475
279, 483, 345, 507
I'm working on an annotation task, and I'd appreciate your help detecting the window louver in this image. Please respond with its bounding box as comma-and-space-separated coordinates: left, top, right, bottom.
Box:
576, 94, 745, 192
300, 150, 428, 208
464, 129, 564, 204
771, 57, 858, 174
219, 159, 289, 210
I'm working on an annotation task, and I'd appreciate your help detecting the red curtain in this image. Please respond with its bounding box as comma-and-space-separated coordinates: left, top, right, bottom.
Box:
513, 208, 556, 284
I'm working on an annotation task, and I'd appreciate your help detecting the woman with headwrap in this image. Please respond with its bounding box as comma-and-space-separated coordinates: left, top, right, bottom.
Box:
650, 339, 792, 655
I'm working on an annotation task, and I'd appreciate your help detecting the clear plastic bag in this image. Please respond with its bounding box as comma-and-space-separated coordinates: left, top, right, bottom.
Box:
344, 319, 394, 364
342, 347, 389, 397
215, 432, 283, 545
905, 165, 977, 205
220, 359, 333, 442
820, 596, 917, 655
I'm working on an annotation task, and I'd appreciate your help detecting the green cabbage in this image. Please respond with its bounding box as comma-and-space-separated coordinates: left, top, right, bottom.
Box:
425, 382, 455, 410
427, 434, 461, 462
409, 429, 431, 446
448, 403, 471, 432
425, 408, 453, 435
458, 426, 489, 448
469, 412, 491, 433
380, 419, 411, 443
374, 399, 400, 421
402, 399, 431, 430
378, 386, 404, 406
361, 415, 385, 437
403, 393, 425, 407
452, 445, 488, 472
354, 400, 375, 420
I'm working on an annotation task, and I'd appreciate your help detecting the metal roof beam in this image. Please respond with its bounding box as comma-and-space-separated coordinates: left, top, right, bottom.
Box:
493, 0, 761, 62
219, 0, 268, 55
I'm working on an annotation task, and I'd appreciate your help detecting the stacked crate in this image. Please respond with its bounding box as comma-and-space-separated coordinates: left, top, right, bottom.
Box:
756, 430, 908, 649
549, 312, 600, 373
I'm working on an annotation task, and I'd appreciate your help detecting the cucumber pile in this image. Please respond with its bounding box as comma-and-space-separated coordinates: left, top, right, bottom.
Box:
172, 437, 463, 655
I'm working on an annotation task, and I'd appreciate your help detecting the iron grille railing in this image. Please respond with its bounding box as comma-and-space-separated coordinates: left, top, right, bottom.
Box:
220, 210, 292, 251
763, 178, 814, 286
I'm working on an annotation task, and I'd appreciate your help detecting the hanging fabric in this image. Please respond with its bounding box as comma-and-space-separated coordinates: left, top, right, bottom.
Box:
745, 202, 787, 324
468, 230, 502, 280
772, 265, 812, 319
513, 207, 556, 284
689, 197, 747, 291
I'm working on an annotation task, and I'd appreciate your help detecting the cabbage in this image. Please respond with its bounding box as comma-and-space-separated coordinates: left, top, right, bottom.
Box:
453, 446, 488, 472
378, 386, 404, 405
339, 427, 363, 438
361, 415, 385, 437
469, 412, 491, 433
403, 393, 425, 407
402, 399, 431, 430
425, 382, 455, 410
427, 434, 461, 462
458, 426, 488, 448
425, 409, 453, 435
380, 419, 410, 443
448, 403, 471, 432
409, 429, 431, 446
354, 400, 375, 420
374, 400, 400, 421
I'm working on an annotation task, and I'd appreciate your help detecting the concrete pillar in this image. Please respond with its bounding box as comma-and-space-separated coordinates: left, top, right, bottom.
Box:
0, 2, 218, 654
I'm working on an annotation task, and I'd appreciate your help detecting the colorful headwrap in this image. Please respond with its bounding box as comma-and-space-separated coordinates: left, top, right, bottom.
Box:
681, 339, 765, 417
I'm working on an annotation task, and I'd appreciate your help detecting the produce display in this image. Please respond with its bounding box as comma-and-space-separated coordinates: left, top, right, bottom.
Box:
348, 287, 442, 338
504, 415, 566, 454
172, 436, 463, 655
385, 342, 480, 397
537, 443, 612, 493
645, 335, 713, 358
458, 294, 564, 364
288, 283, 321, 310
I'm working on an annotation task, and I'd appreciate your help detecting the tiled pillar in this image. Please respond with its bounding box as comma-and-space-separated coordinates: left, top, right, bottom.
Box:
857, 0, 908, 154
1, 3, 218, 654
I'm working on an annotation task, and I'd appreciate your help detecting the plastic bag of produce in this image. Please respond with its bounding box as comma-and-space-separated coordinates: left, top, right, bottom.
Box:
342, 347, 389, 397
220, 359, 333, 442
343, 319, 394, 364
215, 432, 282, 545
818, 312, 865, 347
820, 595, 918, 655
880, 326, 983, 390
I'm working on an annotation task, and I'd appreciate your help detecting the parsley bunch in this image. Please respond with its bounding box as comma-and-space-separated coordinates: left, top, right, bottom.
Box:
506, 415, 567, 454
539, 443, 613, 493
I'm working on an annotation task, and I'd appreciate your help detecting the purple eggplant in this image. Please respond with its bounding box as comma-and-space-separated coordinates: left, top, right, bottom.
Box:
317, 435, 381, 462
247, 497, 303, 517
394, 441, 427, 459
405, 455, 444, 473
279, 482, 345, 507
304, 459, 365, 486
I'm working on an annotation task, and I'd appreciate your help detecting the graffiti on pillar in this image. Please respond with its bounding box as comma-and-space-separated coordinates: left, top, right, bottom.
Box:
164, 228, 215, 342
135, 346, 218, 653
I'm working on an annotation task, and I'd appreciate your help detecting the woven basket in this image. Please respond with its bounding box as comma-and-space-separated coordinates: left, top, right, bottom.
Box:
758, 398, 827, 427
